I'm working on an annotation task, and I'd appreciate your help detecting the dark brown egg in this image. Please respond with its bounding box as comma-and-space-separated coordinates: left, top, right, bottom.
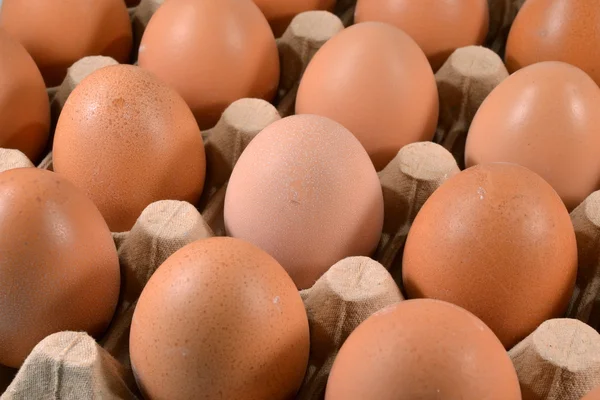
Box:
325, 299, 521, 399
0, 0, 132, 87
53, 65, 206, 232
402, 163, 578, 349
0, 168, 120, 368
130, 237, 310, 400
0, 28, 49, 163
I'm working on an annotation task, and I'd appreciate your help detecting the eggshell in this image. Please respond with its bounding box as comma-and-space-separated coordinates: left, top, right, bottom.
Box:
224, 114, 384, 290
505, 0, 600, 86
0, 28, 49, 163
0, 168, 120, 368
53, 64, 206, 233
129, 237, 310, 400
295, 22, 438, 171
584, 386, 600, 400
465, 61, 600, 211
354, 0, 489, 71
402, 163, 577, 349
252, 0, 336, 37
138, 0, 280, 130
0, 0, 132, 87
325, 299, 521, 399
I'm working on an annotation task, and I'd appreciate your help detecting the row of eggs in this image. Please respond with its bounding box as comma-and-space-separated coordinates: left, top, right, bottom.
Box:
1, 0, 600, 398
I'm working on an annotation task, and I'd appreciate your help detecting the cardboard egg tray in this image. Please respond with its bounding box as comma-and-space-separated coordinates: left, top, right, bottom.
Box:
1, 0, 600, 398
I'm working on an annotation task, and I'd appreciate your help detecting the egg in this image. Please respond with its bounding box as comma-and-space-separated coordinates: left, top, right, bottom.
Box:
465, 61, 600, 211
0, 28, 49, 163
130, 237, 309, 400
253, 0, 336, 37
0, 168, 120, 368
0, 0, 132, 87
584, 386, 600, 400
354, 0, 489, 71
295, 22, 438, 171
325, 299, 521, 399
224, 114, 384, 290
138, 0, 280, 130
53, 65, 206, 233
402, 163, 577, 349
505, 0, 600, 86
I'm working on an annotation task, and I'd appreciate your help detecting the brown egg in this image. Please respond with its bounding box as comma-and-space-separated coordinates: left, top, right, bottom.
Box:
130, 237, 310, 400
138, 0, 280, 130
0, 168, 120, 368
252, 0, 336, 37
295, 22, 438, 171
465, 61, 600, 211
402, 163, 577, 349
53, 65, 206, 233
505, 0, 600, 86
0, 0, 132, 87
0, 28, 49, 163
584, 386, 600, 400
354, 0, 489, 71
224, 115, 384, 290
325, 299, 521, 399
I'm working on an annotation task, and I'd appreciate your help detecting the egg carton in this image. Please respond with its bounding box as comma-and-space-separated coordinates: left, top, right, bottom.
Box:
1, 0, 600, 399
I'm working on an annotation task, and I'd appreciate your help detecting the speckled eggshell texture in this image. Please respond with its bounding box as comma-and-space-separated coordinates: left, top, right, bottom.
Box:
0, 168, 120, 368
223, 114, 384, 290
252, 0, 336, 37
505, 0, 600, 86
129, 237, 310, 400
0, 0, 132, 87
325, 299, 521, 399
402, 163, 578, 349
53, 65, 206, 233
295, 22, 438, 171
465, 61, 600, 211
138, 0, 280, 130
0, 28, 50, 163
354, 0, 489, 71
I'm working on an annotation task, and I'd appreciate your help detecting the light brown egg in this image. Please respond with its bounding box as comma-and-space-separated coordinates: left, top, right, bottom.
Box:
53, 64, 206, 233
224, 114, 384, 290
354, 0, 489, 71
465, 61, 600, 211
138, 0, 280, 130
295, 22, 438, 171
130, 237, 310, 400
583, 386, 600, 400
505, 0, 600, 86
0, 0, 132, 87
402, 163, 578, 349
0, 28, 49, 163
0, 168, 120, 368
252, 0, 336, 37
325, 299, 521, 399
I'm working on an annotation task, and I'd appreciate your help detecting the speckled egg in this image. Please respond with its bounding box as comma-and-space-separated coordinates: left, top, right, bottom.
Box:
0, 0, 132, 87
0, 28, 49, 163
465, 61, 600, 211
53, 65, 206, 233
296, 22, 438, 171
355, 0, 489, 71
0, 168, 120, 368
138, 0, 280, 129
129, 237, 310, 400
506, 0, 600, 86
325, 299, 521, 399
224, 114, 384, 290
402, 163, 578, 349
